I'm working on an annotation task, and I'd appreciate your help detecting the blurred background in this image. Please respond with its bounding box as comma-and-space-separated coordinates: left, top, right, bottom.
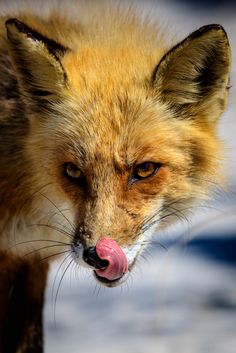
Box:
33, 0, 235, 352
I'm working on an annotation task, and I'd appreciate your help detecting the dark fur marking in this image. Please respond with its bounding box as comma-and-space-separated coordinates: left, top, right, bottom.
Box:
2, 259, 48, 353
3, 263, 29, 353
194, 49, 226, 94
6, 18, 68, 57
0, 52, 20, 99
30, 89, 53, 97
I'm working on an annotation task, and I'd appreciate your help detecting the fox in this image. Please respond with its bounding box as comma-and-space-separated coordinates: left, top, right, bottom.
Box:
0, 1, 231, 352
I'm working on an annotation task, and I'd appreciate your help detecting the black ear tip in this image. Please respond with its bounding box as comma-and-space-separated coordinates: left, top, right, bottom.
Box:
191, 24, 228, 41
5, 18, 18, 26
5, 18, 68, 56
5, 18, 30, 39
199, 24, 226, 32
5, 18, 22, 30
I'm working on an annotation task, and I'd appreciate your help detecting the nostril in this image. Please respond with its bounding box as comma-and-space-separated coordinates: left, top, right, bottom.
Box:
83, 247, 109, 269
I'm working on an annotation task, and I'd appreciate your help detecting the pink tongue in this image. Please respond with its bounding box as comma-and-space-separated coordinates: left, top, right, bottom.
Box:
95, 237, 128, 281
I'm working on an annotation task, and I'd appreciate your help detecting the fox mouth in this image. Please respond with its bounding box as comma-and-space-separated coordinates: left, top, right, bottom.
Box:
71, 236, 130, 287
93, 271, 129, 287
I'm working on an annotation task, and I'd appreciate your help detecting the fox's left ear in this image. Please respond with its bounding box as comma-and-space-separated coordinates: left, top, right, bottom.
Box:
153, 24, 231, 123
5, 18, 68, 101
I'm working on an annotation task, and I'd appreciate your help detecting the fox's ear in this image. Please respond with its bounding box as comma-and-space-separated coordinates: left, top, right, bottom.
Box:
5, 18, 68, 100
153, 24, 231, 122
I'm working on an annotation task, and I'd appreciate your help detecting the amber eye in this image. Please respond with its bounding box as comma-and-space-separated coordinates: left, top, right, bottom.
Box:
132, 162, 161, 181
64, 163, 84, 181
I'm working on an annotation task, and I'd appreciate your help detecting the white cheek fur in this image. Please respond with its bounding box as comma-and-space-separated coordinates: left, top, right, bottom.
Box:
122, 199, 164, 268
123, 222, 159, 268
3, 200, 75, 257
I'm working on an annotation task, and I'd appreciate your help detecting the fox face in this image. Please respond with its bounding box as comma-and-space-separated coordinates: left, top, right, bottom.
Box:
4, 16, 230, 287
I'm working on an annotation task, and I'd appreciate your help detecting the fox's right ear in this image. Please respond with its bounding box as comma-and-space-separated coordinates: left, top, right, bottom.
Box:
5, 18, 68, 101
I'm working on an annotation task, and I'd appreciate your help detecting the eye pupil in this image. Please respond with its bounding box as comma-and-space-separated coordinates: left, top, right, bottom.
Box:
133, 162, 161, 181
65, 163, 82, 179
139, 163, 154, 175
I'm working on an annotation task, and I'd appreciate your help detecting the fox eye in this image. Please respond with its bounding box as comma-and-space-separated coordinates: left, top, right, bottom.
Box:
132, 162, 161, 181
64, 163, 83, 180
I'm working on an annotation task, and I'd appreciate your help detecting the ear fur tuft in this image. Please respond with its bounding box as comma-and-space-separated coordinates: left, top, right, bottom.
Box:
153, 24, 231, 121
5, 18, 68, 100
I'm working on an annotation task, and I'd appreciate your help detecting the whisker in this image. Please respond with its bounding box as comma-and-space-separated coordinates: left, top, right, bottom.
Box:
190, 176, 221, 186
140, 197, 206, 235
38, 250, 71, 264
23, 244, 69, 258
140, 252, 151, 264
141, 208, 188, 235
38, 191, 74, 230
139, 211, 160, 231
8, 239, 70, 250
142, 217, 160, 233
164, 205, 189, 223
180, 206, 236, 244
28, 223, 73, 239
11, 182, 54, 249
140, 240, 168, 252
44, 208, 72, 226
53, 257, 74, 323
52, 253, 72, 310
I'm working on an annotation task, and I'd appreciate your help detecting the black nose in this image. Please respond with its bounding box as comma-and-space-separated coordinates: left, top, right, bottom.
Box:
83, 247, 109, 270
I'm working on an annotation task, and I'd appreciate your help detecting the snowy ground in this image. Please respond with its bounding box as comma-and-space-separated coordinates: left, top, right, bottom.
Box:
45, 239, 236, 353
41, 0, 236, 352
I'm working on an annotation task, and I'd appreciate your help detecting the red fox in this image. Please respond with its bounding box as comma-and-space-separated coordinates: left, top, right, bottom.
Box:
0, 2, 231, 352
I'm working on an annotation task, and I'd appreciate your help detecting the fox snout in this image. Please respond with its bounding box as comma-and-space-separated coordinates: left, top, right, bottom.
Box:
72, 236, 129, 287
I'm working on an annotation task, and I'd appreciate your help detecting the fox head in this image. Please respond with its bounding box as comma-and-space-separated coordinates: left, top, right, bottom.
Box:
5, 16, 231, 286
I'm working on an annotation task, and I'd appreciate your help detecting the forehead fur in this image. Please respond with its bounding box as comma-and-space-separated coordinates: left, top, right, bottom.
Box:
36, 89, 217, 175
